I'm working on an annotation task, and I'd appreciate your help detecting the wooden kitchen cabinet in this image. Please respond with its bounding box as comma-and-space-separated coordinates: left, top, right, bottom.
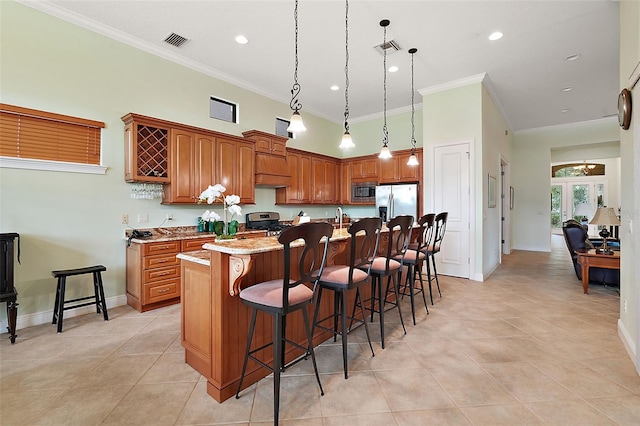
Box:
216, 137, 255, 204
312, 156, 339, 204
122, 113, 170, 183
243, 130, 287, 156
350, 157, 378, 181
339, 162, 351, 204
379, 148, 423, 183
163, 129, 215, 204
127, 240, 182, 312
275, 150, 312, 204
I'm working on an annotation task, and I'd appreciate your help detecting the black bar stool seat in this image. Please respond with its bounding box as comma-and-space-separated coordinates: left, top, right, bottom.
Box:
51, 265, 108, 333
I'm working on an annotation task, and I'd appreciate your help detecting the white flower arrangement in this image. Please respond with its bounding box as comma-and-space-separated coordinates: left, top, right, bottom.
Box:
198, 184, 242, 237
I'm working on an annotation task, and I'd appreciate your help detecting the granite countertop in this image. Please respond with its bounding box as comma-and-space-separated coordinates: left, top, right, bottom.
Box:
125, 226, 266, 244
177, 250, 210, 266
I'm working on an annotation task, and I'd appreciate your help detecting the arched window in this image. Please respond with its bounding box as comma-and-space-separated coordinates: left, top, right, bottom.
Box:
552, 163, 605, 177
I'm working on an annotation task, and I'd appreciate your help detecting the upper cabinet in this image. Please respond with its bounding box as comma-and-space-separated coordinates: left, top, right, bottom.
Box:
242, 130, 291, 187
122, 113, 170, 183
350, 158, 378, 182
123, 113, 256, 205
379, 149, 423, 184
275, 150, 312, 204
311, 156, 339, 204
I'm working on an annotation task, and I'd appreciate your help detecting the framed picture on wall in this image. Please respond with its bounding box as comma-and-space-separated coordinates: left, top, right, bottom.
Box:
488, 174, 497, 208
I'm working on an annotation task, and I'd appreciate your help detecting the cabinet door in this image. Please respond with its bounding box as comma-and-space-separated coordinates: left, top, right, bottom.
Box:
124, 119, 170, 183
311, 157, 325, 203
271, 138, 287, 156
253, 135, 272, 154
323, 160, 338, 203
362, 158, 379, 179
193, 134, 216, 199
286, 153, 301, 203
340, 162, 351, 204
379, 157, 398, 183
168, 129, 195, 203
216, 137, 237, 193
236, 141, 255, 204
299, 154, 312, 203
397, 151, 422, 182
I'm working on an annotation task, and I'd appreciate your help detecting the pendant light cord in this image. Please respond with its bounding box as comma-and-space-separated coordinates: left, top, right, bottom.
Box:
344, 0, 350, 133
382, 22, 389, 147
290, 0, 302, 112
410, 48, 416, 148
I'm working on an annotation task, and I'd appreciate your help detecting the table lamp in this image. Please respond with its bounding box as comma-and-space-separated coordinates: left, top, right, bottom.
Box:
589, 207, 621, 255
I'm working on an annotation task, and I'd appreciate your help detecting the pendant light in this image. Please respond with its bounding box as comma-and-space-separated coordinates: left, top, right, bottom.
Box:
339, 0, 355, 149
287, 0, 306, 133
378, 19, 392, 159
407, 47, 419, 166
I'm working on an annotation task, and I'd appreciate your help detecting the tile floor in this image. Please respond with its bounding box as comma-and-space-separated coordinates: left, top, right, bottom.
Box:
1, 235, 639, 425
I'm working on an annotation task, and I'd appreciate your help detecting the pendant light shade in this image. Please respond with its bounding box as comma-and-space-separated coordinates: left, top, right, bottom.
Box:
287, 0, 306, 134
339, 0, 355, 149
407, 47, 419, 166
339, 131, 354, 149
287, 111, 307, 133
379, 19, 392, 159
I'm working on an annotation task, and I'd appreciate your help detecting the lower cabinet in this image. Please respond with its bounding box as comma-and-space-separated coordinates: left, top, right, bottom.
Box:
126, 237, 216, 312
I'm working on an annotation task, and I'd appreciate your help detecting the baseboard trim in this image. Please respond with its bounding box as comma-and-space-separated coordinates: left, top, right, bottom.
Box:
618, 318, 639, 374
0, 294, 128, 333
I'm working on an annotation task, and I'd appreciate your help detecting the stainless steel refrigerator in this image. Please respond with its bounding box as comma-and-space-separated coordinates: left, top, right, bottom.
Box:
376, 183, 418, 223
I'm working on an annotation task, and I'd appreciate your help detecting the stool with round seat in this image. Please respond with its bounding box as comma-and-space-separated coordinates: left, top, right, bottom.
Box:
235, 222, 333, 425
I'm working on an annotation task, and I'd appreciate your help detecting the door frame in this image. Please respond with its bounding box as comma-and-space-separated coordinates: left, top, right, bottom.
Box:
427, 138, 476, 280
500, 156, 511, 258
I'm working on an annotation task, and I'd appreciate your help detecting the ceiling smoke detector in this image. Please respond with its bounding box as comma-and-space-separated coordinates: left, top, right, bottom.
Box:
163, 32, 189, 47
375, 39, 401, 55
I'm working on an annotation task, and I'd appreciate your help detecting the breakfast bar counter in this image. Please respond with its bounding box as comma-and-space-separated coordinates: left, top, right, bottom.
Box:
178, 229, 354, 403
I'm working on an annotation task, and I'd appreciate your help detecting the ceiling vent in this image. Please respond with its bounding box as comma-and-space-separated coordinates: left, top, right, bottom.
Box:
374, 39, 401, 54
163, 32, 189, 48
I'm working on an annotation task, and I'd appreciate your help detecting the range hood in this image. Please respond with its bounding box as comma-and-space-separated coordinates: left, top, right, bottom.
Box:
243, 130, 292, 187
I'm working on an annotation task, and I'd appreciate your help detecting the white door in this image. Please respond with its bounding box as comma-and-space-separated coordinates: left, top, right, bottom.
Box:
433, 143, 471, 278
550, 178, 608, 235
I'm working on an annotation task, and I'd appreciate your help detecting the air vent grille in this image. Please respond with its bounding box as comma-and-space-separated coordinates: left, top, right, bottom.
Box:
163, 32, 189, 47
375, 39, 401, 54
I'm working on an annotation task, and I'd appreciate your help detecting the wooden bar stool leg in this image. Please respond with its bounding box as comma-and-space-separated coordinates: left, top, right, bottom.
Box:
56, 277, 66, 333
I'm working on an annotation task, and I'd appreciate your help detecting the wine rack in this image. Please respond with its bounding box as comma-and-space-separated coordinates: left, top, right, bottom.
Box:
136, 125, 168, 179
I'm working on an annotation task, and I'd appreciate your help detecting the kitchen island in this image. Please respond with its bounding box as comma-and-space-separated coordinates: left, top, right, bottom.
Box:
178, 228, 365, 403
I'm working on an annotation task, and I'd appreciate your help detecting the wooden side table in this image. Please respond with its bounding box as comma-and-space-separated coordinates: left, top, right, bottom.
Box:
1, 233, 20, 343
576, 249, 620, 294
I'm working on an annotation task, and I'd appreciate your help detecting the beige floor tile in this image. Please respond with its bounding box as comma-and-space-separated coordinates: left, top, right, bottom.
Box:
1, 355, 102, 392
138, 351, 202, 384
72, 353, 160, 389
481, 362, 577, 402
102, 382, 196, 425
460, 403, 544, 425
176, 380, 254, 425
318, 372, 391, 417
374, 368, 455, 411
249, 374, 323, 423
430, 365, 519, 407
393, 408, 472, 425
525, 399, 618, 425
408, 338, 478, 369
586, 395, 640, 425
458, 337, 525, 364
114, 331, 179, 355
322, 412, 398, 425
0, 389, 65, 425
580, 356, 640, 394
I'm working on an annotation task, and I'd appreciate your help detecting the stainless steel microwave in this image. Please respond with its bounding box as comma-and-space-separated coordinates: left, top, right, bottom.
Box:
351, 182, 376, 203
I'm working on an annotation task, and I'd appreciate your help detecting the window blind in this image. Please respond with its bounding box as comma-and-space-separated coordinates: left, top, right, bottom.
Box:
0, 103, 105, 165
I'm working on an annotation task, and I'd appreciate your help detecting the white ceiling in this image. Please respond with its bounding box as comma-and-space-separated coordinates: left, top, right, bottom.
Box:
24, 0, 620, 132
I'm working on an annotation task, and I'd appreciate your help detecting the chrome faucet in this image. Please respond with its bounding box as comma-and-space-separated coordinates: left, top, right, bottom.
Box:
336, 206, 343, 230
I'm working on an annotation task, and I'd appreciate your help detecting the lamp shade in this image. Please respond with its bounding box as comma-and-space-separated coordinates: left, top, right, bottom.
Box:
287, 111, 307, 133
574, 202, 594, 218
406, 153, 419, 166
379, 146, 392, 159
589, 207, 621, 226
339, 132, 355, 149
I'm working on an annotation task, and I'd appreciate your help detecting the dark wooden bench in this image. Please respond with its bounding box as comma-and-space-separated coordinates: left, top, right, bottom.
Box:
51, 265, 108, 333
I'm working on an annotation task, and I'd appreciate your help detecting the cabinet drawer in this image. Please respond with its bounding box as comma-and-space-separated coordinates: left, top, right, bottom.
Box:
144, 253, 179, 270
143, 241, 181, 256
144, 279, 180, 304
182, 238, 216, 252
144, 265, 180, 282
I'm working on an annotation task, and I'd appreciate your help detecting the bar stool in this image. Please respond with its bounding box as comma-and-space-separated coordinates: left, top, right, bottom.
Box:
425, 212, 448, 302
312, 217, 381, 379
399, 217, 430, 325
51, 265, 108, 333
235, 222, 333, 426
364, 215, 411, 347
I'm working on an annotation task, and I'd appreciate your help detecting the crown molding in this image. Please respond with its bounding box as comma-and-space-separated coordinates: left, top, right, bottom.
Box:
515, 116, 618, 135
350, 104, 423, 124
418, 73, 487, 96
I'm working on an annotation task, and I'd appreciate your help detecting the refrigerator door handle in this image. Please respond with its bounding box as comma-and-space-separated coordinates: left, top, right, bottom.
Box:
389, 193, 394, 218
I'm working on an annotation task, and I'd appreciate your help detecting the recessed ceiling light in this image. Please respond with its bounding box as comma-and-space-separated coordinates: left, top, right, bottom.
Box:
562, 87, 573, 92
561, 108, 570, 113
330, 85, 340, 91
565, 54, 581, 61
488, 31, 503, 41
388, 66, 399, 73
235, 35, 248, 45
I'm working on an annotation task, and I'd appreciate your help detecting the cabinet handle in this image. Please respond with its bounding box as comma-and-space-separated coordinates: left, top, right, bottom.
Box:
157, 288, 170, 293
157, 271, 170, 276
156, 259, 168, 263
155, 245, 170, 250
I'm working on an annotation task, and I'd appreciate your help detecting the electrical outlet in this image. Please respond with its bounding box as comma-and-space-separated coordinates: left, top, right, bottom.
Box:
137, 213, 149, 223
121, 214, 129, 224
623, 299, 627, 313
166, 213, 174, 221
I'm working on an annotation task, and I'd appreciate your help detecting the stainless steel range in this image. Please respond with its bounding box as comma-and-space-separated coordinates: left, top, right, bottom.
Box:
245, 212, 291, 236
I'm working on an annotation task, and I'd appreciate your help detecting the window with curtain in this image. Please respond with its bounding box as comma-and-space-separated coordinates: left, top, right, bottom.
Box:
0, 103, 105, 165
